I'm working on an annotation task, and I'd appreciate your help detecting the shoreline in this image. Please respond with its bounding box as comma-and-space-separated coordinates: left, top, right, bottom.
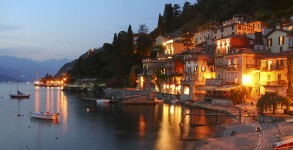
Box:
189, 102, 293, 150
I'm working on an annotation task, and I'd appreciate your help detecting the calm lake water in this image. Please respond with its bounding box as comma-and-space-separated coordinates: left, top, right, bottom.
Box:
0, 83, 234, 150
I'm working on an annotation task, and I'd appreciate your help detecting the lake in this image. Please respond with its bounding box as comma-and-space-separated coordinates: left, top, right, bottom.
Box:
0, 82, 234, 150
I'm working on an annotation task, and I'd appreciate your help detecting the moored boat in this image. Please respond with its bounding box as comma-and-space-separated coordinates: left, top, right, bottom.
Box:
154, 98, 164, 104
30, 112, 60, 120
96, 99, 111, 103
10, 90, 30, 99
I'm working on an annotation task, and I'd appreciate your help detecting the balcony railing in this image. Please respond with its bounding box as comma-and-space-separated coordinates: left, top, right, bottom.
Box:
206, 79, 223, 86
246, 64, 260, 68
223, 64, 239, 70
197, 93, 231, 100
260, 80, 287, 86
164, 64, 174, 68
261, 65, 285, 71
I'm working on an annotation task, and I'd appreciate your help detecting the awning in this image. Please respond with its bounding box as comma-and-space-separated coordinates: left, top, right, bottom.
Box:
214, 85, 239, 91
196, 85, 219, 91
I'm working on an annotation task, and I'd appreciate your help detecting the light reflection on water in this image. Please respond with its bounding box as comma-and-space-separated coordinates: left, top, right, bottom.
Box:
0, 83, 233, 150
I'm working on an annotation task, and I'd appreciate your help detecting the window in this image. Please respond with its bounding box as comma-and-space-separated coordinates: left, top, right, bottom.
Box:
221, 34, 223, 38
267, 38, 272, 47
217, 73, 221, 79
214, 30, 217, 34
280, 47, 283, 52
201, 66, 206, 72
279, 36, 284, 45
238, 26, 241, 30
221, 28, 224, 32
217, 47, 220, 56
232, 26, 234, 30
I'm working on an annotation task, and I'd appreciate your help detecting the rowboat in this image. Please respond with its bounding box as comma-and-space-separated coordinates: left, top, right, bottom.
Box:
96, 99, 111, 103
154, 98, 164, 104
30, 112, 60, 120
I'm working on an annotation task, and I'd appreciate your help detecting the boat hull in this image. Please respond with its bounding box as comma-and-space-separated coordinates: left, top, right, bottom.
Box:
96, 99, 111, 103
9, 94, 30, 99
31, 112, 59, 120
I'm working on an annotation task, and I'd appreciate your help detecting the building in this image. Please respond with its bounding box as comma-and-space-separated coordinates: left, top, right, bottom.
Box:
181, 53, 215, 101
259, 51, 292, 97
265, 30, 293, 53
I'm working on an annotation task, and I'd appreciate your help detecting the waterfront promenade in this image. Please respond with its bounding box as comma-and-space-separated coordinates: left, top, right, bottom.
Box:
191, 103, 293, 150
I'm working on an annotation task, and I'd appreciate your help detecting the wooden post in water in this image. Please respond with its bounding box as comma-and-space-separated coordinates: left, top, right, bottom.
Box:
215, 110, 218, 125
239, 110, 241, 123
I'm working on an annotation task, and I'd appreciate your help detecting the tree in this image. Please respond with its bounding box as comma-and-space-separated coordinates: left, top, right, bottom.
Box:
173, 4, 181, 17
163, 3, 173, 33
157, 14, 164, 35
129, 65, 139, 87
136, 34, 153, 59
138, 24, 149, 34
231, 85, 248, 105
257, 92, 290, 115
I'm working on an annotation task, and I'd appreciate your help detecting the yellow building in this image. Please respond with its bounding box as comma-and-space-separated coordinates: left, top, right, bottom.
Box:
259, 51, 292, 97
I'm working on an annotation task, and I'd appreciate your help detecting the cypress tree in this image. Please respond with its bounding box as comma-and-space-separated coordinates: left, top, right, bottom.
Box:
163, 3, 174, 33
157, 14, 164, 35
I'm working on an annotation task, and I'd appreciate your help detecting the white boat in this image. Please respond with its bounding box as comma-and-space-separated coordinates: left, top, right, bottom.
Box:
96, 99, 111, 103
171, 99, 179, 104
155, 98, 164, 104
30, 112, 60, 120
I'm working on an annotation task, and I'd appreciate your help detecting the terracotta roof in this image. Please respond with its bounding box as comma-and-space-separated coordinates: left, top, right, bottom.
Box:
262, 51, 293, 59
184, 53, 214, 61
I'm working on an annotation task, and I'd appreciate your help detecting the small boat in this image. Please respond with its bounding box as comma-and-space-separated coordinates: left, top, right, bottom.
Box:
9, 70, 30, 99
30, 112, 60, 120
96, 99, 111, 103
10, 90, 30, 99
154, 98, 164, 104
171, 99, 180, 104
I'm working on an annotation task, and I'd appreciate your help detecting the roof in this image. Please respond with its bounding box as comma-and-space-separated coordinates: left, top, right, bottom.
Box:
215, 85, 239, 91
265, 29, 292, 37
226, 49, 271, 56
261, 51, 293, 59
197, 85, 219, 91
215, 34, 254, 41
184, 53, 214, 61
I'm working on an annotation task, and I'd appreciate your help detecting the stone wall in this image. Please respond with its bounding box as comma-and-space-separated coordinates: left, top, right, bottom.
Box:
212, 99, 233, 106
104, 88, 146, 99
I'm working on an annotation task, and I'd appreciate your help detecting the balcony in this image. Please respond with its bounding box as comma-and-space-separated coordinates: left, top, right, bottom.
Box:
223, 64, 239, 70
261, 65, 285, 71
164, 64, 174, 69
246, 64, 260, 68
260, 80, 287, 86
206, 79, 223, 86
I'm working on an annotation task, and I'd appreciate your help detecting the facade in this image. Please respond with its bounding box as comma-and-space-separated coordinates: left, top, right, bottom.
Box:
259, 51, 292, 97
265, 30, 293, 53
181, 53, 215, 101
160, 55, 184, 94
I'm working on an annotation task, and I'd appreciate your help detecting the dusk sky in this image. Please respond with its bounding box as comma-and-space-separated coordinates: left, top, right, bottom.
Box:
0, 0, 195, 61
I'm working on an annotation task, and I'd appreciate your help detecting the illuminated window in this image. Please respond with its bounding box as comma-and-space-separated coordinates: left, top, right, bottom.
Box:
267, 38, 272, 47
279, 36, 284, 45
201, 66, 206, 72
183, 86, 189, 95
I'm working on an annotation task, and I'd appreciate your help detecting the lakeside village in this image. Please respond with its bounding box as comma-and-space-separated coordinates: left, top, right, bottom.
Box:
32, 15, 293, 149
47, 14, 293, 109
